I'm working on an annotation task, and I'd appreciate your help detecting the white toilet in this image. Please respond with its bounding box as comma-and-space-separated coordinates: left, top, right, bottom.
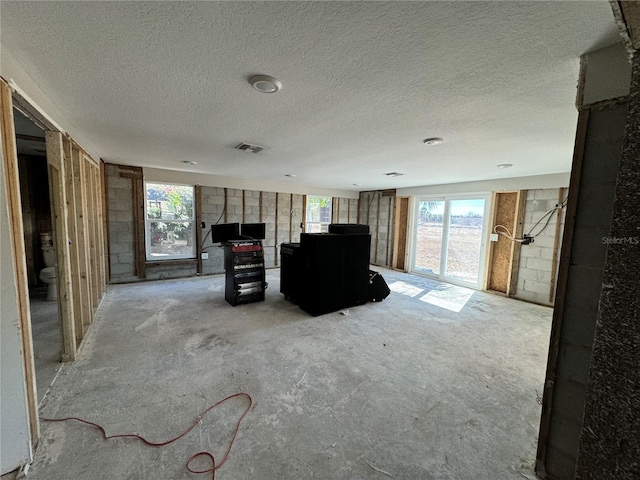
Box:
39, 233, 57, 302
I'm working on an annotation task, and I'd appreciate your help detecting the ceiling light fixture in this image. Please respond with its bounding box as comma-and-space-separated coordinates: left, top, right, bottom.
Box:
353, 183, 361, 186
182, 160, 197, 166
423, 137, 443, 146
285, 174, 296, 178
249, 75, 282, 93
497, 163, 513, 169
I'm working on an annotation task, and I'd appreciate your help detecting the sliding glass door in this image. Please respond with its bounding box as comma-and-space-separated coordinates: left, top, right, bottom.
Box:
412, 195, 489, 288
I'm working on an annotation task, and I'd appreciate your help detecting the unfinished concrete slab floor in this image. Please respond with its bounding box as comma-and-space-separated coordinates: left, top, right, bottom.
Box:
31, 268, 551, 480
30, 292, 62, 405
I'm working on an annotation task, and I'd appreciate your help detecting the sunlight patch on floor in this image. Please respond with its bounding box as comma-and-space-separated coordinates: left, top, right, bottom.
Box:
419, 284, 475, 313
388, 280, 424, 297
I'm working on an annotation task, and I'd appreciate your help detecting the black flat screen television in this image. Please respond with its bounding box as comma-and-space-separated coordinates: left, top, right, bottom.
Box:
241, 223, 266, 240
211, 223, 240, 243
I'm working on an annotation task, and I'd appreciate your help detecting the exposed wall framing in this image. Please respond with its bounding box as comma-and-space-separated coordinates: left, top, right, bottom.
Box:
1, 78, 40, 443
358, 190, 396, 268
392, 197, 410, 271
487, 191, 520, 295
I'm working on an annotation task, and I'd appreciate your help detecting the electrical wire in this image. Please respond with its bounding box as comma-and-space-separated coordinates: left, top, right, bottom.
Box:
494, 195, 568, 243
494, 224, 526, 243
525, 196, 567, 238
41, 392, 253, 480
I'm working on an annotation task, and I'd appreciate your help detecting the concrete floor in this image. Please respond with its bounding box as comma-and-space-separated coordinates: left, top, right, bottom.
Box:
26, 268, 550, 480
30, 291, 62, 405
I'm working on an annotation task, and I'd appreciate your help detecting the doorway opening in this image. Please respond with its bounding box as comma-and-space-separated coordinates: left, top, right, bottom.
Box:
411, 195, 490, 289
14, 108, 61, 405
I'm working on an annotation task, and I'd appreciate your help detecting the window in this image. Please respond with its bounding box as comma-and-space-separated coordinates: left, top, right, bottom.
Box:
306, 196, 332, 233
145, 182, 195, 260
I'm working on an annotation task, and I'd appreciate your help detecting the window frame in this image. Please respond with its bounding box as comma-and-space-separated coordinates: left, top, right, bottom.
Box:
305, 196, 333, 233
144, 181, 196, 261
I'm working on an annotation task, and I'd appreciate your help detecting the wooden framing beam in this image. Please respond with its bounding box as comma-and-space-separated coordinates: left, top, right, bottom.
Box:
63, 138, 84, 343
131, 170, 146, 279
93, 163, 106, 296
549, 187, 566, 304
289, 193, 293, 243
1, 78, 40, 442
195, 185, 203, 275
508, 190, 528, 297
45, 130, 76, 362
274, 193, 279, 266
72, 148, 92, 327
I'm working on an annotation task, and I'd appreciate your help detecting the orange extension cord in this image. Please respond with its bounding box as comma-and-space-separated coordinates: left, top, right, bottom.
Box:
41, 392, 253, 479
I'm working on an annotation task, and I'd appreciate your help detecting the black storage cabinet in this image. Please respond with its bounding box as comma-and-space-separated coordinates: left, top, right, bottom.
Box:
280, 242, 302, 302
298, 233, 346, 316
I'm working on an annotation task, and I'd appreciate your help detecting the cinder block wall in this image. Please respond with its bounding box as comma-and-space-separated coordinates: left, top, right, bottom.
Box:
543, 101, 628, 479
106, 167, 353, 282
514, 188, 567, 306
332, 197, 358, 225
105, 164, 138, 283
358, 191, 395, 268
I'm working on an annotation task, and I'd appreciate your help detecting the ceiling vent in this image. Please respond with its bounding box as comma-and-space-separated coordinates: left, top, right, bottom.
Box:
235, 143, 265, 154
384, 172, 404, 177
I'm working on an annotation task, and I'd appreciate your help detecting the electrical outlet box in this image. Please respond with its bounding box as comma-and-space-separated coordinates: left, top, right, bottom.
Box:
490, 233, 499, 242
201, 252, 209, 260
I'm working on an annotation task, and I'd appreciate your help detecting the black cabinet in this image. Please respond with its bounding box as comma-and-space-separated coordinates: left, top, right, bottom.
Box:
281, 228, 372, 316
280, 242, 303, 302
224, 240, 266, 306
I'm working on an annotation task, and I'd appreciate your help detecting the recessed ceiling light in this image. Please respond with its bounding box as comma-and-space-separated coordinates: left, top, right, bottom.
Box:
497, 163, 513, 169
249, 75, 282, 93
384, 172, 404, 177
182, 160, 197, 166
285, 174, 296, 178
423, 137, 443, 146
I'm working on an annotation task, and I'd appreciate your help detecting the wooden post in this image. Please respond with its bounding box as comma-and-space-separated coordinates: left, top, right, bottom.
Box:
93, 163, 107, 296
374, 193, 381, 264
195, 185, 202, 275
302, 195, 307, 233
72, 148, 92, 327
289, 193, 293, 242
274, 193, 279, 266
1, 79, 40, 441
224, 188, 228, 223
45, 130, 76, 362
85, 162, 99, 307
386, 196, 393, 266
63, 138, 83, 343
548, 187, 566, 303
101, 160, 109, 282
259, 191, 263, 223
508, 190, 528, 297
242, 189, 246, 223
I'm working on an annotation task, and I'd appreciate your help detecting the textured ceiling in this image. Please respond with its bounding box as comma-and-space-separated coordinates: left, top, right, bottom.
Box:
0, 1, 621, 191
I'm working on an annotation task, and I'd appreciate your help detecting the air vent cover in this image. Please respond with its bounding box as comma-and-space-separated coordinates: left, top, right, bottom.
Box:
235, 143, 265, 154
384, 172, 404, 177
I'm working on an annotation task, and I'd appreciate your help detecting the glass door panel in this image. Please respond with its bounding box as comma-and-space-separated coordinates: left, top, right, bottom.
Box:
444, 199, 486, 284
414, 200, 445, 275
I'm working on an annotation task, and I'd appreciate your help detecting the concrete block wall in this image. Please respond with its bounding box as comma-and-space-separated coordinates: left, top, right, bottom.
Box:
514, 188, 567, 306
332, 197, 358, 224
543, 101, 628, 479
107, 171, 357, 282
358, 192, 395, 268
106, 164, 138, 283
200, 186, 226, 276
